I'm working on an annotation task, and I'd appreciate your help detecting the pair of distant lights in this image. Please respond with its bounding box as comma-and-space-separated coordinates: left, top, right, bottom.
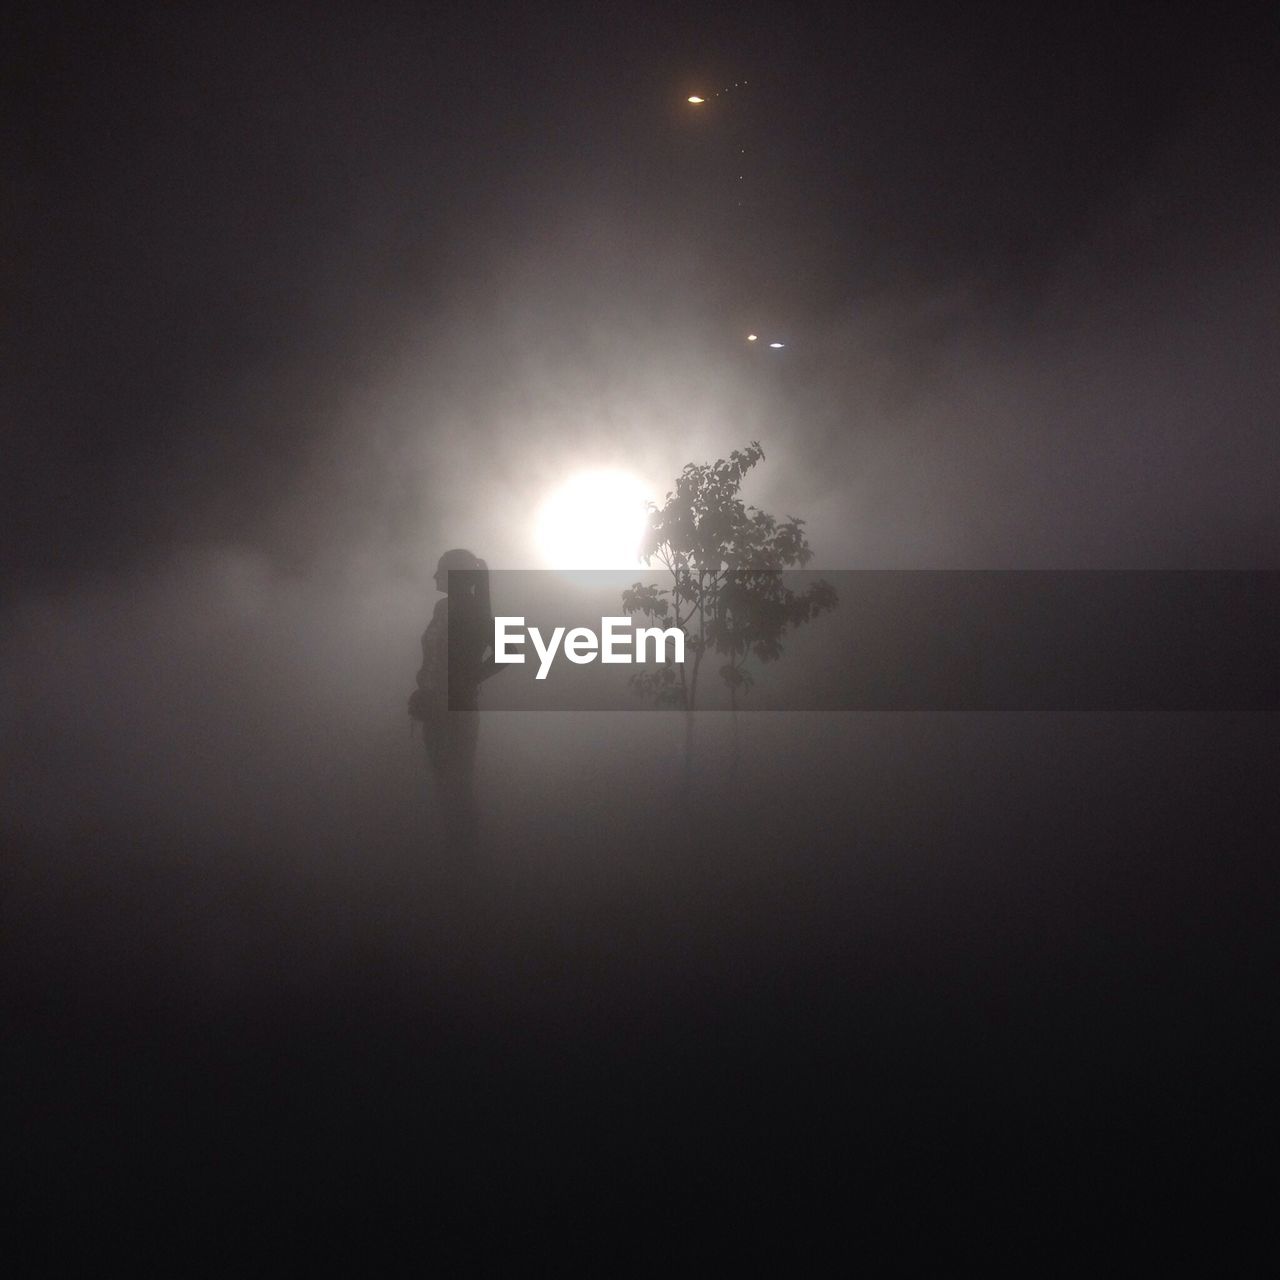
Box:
747, 335, 786, 348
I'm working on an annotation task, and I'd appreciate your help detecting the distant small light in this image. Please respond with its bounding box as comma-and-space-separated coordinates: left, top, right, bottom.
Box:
687, 95, 705, 104
769, 342, 785, 349
747, 334, 758, 341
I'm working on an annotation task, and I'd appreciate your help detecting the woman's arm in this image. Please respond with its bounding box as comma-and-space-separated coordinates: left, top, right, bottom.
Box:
475, 646, 506, 682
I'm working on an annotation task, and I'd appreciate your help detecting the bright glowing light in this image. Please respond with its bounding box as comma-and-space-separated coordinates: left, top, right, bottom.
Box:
687, 95, 705, 104
535, 470, 651, 570
770, 342, 785, 348
747, 333, 758, 341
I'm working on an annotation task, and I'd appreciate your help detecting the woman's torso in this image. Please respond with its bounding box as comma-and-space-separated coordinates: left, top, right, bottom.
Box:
418, 596, 488, 708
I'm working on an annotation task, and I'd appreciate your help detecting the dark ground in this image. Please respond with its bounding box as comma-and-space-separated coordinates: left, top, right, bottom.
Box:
4, 710, 1274, 1270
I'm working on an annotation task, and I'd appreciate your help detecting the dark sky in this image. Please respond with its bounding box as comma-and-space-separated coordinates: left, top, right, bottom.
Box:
7, 1, 1278, 588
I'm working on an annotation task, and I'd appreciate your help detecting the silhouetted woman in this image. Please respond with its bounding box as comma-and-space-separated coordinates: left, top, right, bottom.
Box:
411, 549, 500, 843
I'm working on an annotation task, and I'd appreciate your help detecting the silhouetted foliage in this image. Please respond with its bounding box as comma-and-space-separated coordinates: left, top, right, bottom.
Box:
622, 442, 837, 711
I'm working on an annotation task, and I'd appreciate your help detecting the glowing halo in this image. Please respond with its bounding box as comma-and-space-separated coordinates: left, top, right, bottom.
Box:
534, 469, 652, 570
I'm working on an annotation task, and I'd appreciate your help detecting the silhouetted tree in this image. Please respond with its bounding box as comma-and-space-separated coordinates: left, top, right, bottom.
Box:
622, 442, 837, 782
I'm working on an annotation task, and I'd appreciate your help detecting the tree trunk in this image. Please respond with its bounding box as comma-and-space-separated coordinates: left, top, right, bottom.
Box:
682, 707, 695, 806
728, 680, 740, 783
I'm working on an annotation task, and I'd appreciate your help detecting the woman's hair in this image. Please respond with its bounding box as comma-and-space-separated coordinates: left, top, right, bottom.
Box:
436, 547, 480, 575
437, 548, 491, 619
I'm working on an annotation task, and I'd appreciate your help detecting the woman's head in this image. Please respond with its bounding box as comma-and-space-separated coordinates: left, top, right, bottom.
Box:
434, 548, 483, 594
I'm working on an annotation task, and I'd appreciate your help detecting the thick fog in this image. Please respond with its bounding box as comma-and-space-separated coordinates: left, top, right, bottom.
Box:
5, 6, 1277, 1262
6, 79, 1277, 856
